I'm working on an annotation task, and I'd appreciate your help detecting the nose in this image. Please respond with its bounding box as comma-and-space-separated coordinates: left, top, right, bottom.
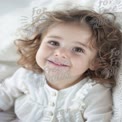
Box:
54, 48, 68, 58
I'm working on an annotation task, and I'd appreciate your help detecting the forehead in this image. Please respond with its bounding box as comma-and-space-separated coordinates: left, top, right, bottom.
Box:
43, 22, 96, 50
46, 22, 92, 42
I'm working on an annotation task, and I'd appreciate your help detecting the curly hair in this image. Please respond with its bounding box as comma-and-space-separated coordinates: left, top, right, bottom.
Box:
15, 8, 122, 86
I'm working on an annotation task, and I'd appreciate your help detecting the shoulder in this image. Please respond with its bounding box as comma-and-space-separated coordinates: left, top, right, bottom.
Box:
5, 67, 45, 88
11, 67, 44, 81
89, 78, 112, 95
84, 78, 112, 93
82, 79, 113, 121
79, 78, 112, 96
12, 67, 35, 77
74, 78, 112, 102
84, 78, 112, 106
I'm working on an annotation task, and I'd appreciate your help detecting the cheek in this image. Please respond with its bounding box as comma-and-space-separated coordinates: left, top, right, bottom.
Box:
35, 44, 46, 66
36, 44, 53, 65
36, 49, 42, 61
36, 44, 49, 58
35, 49, 43, 68
71, 56, 90, 70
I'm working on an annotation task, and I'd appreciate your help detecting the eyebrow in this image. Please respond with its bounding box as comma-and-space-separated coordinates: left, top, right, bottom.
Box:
73, 41, 88, 49
47, 35, 63, 40
47, 35, 89, 49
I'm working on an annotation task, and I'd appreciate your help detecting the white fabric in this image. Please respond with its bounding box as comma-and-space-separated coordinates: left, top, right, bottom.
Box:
0, 0, 122, 121
0, 68, 112, 122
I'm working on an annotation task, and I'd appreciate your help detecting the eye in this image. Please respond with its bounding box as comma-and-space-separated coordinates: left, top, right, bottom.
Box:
48, 41, 59, 46
72, 47, 84, 53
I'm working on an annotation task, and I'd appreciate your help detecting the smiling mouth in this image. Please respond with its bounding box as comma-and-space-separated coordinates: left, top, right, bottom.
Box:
47, 60, 69, 67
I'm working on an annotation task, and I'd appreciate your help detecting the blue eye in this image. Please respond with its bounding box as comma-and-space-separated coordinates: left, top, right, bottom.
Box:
48, 41, 59, 46
73, 47, 84, 53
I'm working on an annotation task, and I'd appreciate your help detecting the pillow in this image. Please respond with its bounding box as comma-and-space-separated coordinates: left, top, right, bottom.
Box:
0, 3, 31, 80
94, 0, 122, 121
0, 0, 50, 80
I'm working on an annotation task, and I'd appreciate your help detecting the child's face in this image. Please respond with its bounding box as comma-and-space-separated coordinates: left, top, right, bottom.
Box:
36, 22, 97, 83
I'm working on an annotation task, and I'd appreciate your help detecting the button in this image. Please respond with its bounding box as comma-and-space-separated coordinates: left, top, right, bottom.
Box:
45, 111, 54, 117
24, 89, 29, 94
49, 102, 55, 107
51, 92, 57, 96
47, 111, 53, 116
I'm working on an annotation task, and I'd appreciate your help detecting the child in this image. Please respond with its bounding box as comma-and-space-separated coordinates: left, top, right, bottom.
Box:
0, 8, 121, 122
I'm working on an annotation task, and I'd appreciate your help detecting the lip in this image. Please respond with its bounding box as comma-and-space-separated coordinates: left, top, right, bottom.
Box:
47, 60, 69, 67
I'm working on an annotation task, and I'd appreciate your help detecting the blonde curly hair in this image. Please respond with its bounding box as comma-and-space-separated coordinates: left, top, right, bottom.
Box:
15, 8, 122, 86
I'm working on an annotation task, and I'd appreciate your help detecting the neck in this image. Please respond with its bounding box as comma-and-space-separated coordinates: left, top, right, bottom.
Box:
46, 76, 82, 90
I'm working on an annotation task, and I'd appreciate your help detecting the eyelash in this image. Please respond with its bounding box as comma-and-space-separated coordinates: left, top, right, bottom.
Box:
72, 47, 84, 53
47, 40, 85, 53
48, 41, 59, 46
